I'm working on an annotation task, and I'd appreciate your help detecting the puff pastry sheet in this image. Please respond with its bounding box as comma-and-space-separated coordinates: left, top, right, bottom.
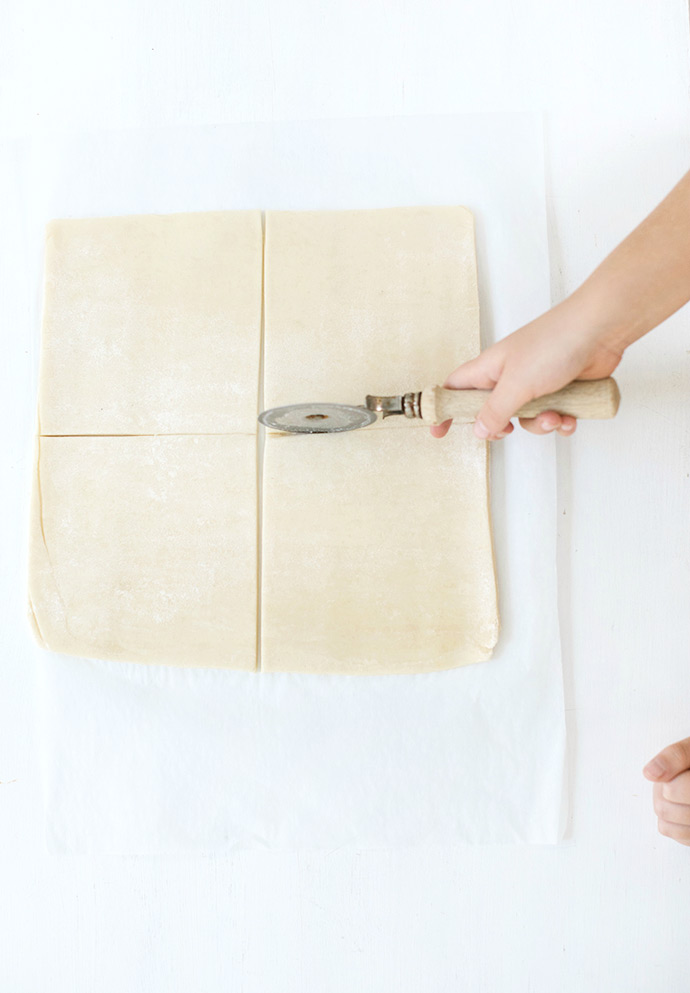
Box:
29, 207, 498, 673
263, 207, 481, 421
261, 429, 497, 674
39, 211, 263, 435
30, 435, 257, 668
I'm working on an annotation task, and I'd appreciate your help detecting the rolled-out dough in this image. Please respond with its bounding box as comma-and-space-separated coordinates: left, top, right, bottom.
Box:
29, 205, 499, 672
30, 435, 257, 668
263, 206, 480, 426
38, 211, 263, 435
261, 429, 497, 674
261, 206, 497, 672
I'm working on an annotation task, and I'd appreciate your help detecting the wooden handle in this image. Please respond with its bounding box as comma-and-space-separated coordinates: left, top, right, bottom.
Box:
420, 377, 621, 426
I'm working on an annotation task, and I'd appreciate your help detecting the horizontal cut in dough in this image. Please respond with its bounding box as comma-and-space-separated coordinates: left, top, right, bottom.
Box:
29, 435, 257, 668
39, 211, 263, 436
261, 429, 498, 675
260, 205, 497, 674
263, 206, 480, 428
29, 205, 498, 673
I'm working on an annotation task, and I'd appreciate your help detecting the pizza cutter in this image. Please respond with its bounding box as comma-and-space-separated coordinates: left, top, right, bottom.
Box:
258, 377, 621, 433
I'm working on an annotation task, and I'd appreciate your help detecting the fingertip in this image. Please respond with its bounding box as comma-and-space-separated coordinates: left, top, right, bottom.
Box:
474, 418, 490, 440
651, 739, 690, 780
430, 420, 452, 439
539, 412, 562, 432
475, 416, 517, 440
518, 414, 559, 436
443, 364, 474, 390
519, 412, 577, 438
643, 758, 668, 781
558, 416, 577, 437
444, 358, 492, 391
518, 417, 543, 435
662, 781, 677, 800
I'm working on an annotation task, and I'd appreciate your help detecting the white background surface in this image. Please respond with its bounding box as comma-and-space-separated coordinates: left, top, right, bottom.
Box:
2, 1, 690, 990
32, 113, 565, 855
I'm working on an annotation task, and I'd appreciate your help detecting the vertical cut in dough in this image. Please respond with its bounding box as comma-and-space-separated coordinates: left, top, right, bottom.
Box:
39, 211, 263, 435
260, 205, 497, 674
261, 429, 498, 675
29, 204, 497, 673
263, 206, 480, 423
29, 435, 257, 668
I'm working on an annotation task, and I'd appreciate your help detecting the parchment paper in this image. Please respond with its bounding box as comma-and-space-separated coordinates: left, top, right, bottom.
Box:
29, 112, 566, 851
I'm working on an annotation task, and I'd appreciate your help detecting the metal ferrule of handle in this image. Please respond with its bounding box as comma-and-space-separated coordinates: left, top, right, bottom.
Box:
366, 392, 423, 418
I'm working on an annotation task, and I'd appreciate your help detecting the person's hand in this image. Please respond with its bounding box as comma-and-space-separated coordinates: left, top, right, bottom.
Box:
643, 737, 690, 846
430, 294, 625, 441
431, 168, 690, 440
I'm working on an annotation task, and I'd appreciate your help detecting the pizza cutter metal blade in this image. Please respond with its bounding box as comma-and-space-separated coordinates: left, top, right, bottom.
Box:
258, 402, 376, 434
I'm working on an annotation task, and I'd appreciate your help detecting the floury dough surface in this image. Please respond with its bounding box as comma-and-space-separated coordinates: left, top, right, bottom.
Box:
261, 429, 497, 674
29, 206, 498, 672
261, 205, 497, 672
263, 206, 481, 426
30, 435, 257, 668
38, 211, 263, 435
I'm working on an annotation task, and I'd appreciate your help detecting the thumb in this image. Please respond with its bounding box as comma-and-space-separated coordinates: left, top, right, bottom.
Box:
431, 353, 503, 440
474, 378, 530, 440
643, 737, 690, 782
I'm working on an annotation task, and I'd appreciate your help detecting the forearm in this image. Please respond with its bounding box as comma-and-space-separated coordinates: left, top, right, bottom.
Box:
435, 167, 690, 441
571, 169, 690, 351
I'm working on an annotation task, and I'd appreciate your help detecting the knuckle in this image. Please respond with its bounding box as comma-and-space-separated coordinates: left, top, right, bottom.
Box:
665, 742, 690, 768
663, 773, 690, 804
657, 818, 675, 838
655, 798, 688, 824
482, 406, 506, 431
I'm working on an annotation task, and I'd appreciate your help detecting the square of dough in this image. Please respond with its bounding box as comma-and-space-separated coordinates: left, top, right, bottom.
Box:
29, 435, 257, 668
38, 211, 263, 435
261, 429, 498, 675
263, 206, 480, 425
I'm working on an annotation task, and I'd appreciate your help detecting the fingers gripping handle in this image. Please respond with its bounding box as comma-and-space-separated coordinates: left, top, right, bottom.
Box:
420, 377, 621, 426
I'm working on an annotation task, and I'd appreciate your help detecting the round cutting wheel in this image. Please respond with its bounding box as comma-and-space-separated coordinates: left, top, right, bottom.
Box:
258, 403, 377, 434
